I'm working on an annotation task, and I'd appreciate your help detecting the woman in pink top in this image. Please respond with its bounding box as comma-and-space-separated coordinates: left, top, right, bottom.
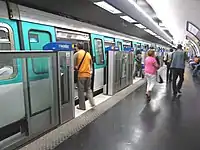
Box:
145, 49, 159, 101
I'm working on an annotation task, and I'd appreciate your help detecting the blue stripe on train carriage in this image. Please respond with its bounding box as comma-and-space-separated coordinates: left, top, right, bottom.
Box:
124, 47, 134, 52
105, 46, 120, 52
43, 41, 73, 51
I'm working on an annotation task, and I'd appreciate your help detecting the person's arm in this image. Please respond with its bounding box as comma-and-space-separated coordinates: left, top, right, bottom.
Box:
74, 52, 78, 69
90, 55, 93, 74
135, 55, 139, 62
154, 62, 160, 69
171, 52, 174, 62
155, 56, 160, 66
164, 53, 168, 62
153, 58, 160, 69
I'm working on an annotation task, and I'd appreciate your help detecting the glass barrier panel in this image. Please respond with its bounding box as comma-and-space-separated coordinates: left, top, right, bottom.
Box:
27, 56, 54, 116
0, 52, 61, 150
0, 55, 25, 142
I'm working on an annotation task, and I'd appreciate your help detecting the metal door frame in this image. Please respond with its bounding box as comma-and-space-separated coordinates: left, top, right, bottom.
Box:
21, 52, 59, 135
57, 51, 75, 124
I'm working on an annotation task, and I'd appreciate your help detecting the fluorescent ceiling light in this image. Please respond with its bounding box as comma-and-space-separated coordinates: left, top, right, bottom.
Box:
145, 29, 156, 36
120, 15, 137, 23
159, 23, 165, 27
160, 27, 167, 30
155, 35, 161, 39
94, 1, 122, 14
128, 0, 173, 42
134, 24, 146, 29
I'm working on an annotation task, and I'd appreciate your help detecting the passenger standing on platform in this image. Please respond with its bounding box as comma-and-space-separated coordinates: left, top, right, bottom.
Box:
164, 48, 174, 82
170, 44, 187, 96
74, 43, 95, 110
134, 50, 142, 78
144, 49, 160, 102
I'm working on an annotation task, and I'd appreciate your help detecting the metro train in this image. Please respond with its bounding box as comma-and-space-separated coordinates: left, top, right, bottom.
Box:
0, 1, 169, 142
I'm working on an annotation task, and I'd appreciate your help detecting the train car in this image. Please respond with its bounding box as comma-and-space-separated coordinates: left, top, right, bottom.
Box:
0, 1, 169, 144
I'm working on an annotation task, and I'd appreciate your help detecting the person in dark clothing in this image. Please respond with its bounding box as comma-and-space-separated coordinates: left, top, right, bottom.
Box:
155, 55, 164, 83
134, 50, 142, 77
170, 44, 187, 96
164, 48, 174, 82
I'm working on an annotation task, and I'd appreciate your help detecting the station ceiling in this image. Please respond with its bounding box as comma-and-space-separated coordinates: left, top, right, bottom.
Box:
147, 0, 200, 44
8, 0, 172, 46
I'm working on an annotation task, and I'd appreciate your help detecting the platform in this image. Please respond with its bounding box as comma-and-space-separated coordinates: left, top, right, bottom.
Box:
19, 76, 145, 150
53, 67, 200, 150
19, 66, 200, 150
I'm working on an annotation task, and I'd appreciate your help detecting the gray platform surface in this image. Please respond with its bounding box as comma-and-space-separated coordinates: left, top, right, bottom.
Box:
55, 67, 200, 150
19, 78, 146, 150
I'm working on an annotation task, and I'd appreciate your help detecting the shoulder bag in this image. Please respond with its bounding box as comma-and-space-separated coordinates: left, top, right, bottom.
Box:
74, 51, 87, 82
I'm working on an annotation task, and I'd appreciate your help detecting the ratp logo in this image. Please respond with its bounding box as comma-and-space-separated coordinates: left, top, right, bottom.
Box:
59, 44, 69, 49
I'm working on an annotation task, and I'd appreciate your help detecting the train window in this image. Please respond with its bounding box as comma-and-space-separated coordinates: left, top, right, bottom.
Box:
29, 33, 39, 43
117, 41, 122, 50
104, 42, 115, 48
0, 25, 17, 80
104, 38, 115, 48
123, 40, 132, 48
94, 39, 104, 65
29, 30, 51, 74
0, 27, 11, 50
56, 29, 91, 53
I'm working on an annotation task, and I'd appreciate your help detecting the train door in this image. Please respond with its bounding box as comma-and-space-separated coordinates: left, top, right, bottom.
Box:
103, 37, 115, 93
21, 21, 59, 134
115, 39, 123, 51
56, 29, 91, 97
0, 19, 26, 143
115, 39, 129, 88
104, 37, 115, 58
91, 34, 106, 92
56, 29, 91, 122
123, 40, 134, 85
123, 40, 132, 49
132, 41, 137, 78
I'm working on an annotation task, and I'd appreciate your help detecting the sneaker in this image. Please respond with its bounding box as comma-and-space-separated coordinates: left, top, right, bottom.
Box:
177, 90, 182, 94
77, 106, 86, 110
90, 102, 96, 107
146, 94, 151, 103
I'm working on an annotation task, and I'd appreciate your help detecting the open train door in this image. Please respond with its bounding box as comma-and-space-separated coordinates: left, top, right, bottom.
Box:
90, 34, 106, 94
55, 29, 91, 101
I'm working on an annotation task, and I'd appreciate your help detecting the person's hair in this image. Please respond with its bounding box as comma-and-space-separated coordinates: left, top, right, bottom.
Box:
147, 49, 155, 57
77, 43, 84, 50
136, 50, 141, 55
172, 47, 176, 51
150, 46, 154, 49
177, 44, 182, 49
170, 48, 173, 52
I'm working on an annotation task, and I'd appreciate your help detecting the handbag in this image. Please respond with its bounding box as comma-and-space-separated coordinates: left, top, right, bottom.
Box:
74, 51, 87, 82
